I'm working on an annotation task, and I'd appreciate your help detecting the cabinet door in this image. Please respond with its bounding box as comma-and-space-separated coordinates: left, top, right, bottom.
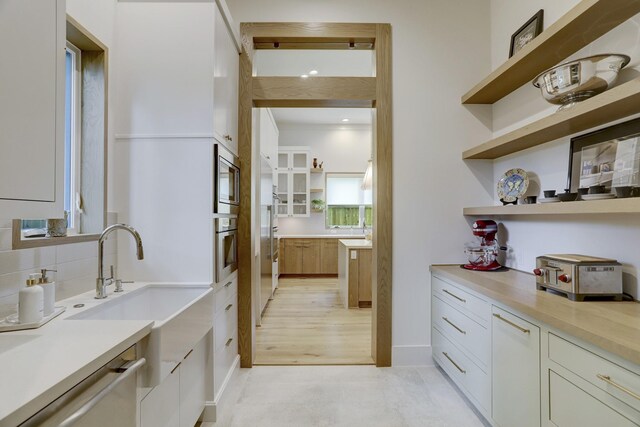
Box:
302, 240, 321, 274
282, 239, 303, 274
276, 172, 290, 216
0, 0, 64, 217
492, 306, 540, 427
291, 151, 308, 170
320, 239, 339, 274
141, 364, 181, 427
213, 4, 238, 153
291, 172, 309, 217
357, 250, 372, 304
225, 21, 239, 154
179, 341, 207, 427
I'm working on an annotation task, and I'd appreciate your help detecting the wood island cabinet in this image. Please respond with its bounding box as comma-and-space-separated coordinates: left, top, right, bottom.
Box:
320, 239, 339, 274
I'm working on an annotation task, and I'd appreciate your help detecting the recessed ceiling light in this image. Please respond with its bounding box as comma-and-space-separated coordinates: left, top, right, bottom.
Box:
342, 118, 350, 122
301, 74, 309, 78
309, 70, 318, 75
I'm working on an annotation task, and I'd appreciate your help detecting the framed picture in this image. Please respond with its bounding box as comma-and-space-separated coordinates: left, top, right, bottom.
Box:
509, 10, 544, 57
567, 117, 640, 192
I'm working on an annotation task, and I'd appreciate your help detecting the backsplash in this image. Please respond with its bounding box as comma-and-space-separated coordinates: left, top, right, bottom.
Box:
0, 213, 118, 309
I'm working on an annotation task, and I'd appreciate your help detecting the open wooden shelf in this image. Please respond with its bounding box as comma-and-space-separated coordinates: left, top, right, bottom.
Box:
310, 188, 323, 193
463, 77, 640, 160
464, 198, 640, 216
461, 0, 640, 105
310, 168, 324, 174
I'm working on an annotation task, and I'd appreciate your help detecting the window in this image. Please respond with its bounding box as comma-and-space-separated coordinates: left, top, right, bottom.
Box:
325, 173, 372, 228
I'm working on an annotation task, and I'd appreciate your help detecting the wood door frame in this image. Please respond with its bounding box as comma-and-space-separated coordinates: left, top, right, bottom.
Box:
238, 23, 392, 367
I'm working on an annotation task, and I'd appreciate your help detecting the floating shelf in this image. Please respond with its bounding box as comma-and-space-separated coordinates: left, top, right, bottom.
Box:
462, 77, 640, 160
310, 188, 324, 193
463, 198, 640, 216
461, 0, 640, 105
310, 168, 324, 174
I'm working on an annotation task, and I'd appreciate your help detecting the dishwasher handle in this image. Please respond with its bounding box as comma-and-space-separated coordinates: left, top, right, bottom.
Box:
58, 357, 146, 427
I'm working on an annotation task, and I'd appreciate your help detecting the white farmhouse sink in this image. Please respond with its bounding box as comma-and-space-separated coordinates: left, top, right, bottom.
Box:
67, 284, 214, 386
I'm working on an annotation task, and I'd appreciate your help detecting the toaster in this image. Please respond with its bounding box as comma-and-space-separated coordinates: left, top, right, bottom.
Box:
534, 254, 623, 301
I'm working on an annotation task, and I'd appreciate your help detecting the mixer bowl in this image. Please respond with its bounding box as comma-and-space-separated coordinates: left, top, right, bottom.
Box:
532, 54, 630, 111
465, 244, 498, 268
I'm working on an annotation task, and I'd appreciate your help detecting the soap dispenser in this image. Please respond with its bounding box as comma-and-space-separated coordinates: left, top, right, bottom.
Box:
38, 269, 57, 316
19, 273, 44, 324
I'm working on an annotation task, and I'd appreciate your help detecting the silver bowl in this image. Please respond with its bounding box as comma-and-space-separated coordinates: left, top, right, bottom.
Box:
532, 54, 630, 111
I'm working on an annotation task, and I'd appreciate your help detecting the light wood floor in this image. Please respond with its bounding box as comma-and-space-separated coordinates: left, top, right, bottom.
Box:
254, 277, 374, 365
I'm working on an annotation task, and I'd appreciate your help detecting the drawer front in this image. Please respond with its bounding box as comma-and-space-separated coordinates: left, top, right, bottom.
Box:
214, 292, 238, 352
214, 331, 238, 397
432, 295, 489, 369
432, 275, 490, 325
214, 276, 237, 313
432, 325, 490, 412
549, 333, 640, 411
549, 370, 639, 427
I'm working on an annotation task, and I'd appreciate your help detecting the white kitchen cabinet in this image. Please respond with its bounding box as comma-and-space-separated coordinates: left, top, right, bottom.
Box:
213, 3, 240, 155
0, 0, 65, 218
492, 306, 540, 427
141, 363, 181, 427
258, 108, 279, 168
140, 337, 208, 427
276, 148, 310, 218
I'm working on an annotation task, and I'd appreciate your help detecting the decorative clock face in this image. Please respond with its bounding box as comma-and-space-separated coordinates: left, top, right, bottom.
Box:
497, 168, 529, 202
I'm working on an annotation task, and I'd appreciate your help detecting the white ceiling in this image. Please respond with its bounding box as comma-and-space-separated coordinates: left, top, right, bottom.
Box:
270, 108, 373, 126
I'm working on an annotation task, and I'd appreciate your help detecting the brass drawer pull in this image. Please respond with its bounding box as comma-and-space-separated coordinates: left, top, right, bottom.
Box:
442, 317, 466, 334
442, 352, 466, 374
224, 281, 233, 288
225, 338, 233, 347
443, 289, 466, 303
225, 303, 233, 311
493, 313, 530, 334
597, 374, 640, 401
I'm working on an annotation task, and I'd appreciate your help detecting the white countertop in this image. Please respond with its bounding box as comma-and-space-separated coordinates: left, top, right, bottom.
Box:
0, 286, 156, 426
279, 234, 366, 239
339, 239, 373, 249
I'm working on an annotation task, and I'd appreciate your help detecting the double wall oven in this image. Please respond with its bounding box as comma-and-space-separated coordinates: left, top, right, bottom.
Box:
214, 144, 240, 283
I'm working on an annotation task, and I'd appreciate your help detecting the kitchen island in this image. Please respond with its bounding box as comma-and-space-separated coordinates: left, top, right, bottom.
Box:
338, 239, 372, 308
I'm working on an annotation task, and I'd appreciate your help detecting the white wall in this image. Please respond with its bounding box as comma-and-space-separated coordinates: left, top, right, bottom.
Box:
0, 1, 119, 313
277, 124, 372, 235
489, 2, 640, 298
228, 0, 494, 366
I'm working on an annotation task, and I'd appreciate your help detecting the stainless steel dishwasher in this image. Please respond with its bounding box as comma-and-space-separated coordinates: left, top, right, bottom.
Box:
20, 346, 145, 427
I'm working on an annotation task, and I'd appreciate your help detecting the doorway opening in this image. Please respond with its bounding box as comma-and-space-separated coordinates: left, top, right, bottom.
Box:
255, 107, 374, 365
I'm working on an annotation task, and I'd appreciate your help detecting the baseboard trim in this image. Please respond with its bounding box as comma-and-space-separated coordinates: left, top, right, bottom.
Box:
202, 354, 241, 422
392, 345, 433, 367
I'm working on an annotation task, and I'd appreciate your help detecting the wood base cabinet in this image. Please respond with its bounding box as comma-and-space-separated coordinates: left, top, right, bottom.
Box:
491, 306, 540, 427
280, 238, 336, 275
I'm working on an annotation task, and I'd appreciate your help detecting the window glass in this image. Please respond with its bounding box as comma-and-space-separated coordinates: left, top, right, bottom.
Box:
326, 173, 372, 228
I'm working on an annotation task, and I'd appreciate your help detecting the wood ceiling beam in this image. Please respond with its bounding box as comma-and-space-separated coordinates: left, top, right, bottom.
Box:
245, 22, 377, 48
252, 76, 376, 108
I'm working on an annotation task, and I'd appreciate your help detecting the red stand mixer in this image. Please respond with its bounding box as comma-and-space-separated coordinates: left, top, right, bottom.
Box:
463, 220, 504, 271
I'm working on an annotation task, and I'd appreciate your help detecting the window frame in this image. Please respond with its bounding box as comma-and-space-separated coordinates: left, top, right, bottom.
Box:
324, 172, 372, 229
65, 41, 82, 234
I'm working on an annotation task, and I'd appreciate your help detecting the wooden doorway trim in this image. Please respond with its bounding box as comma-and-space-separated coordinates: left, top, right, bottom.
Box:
237, 22, 392, 368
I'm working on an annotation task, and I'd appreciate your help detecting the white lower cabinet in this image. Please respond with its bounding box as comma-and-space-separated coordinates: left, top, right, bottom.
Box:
213, 279, 239, 399
491, 306, 540, 427
140, 337, 207, 427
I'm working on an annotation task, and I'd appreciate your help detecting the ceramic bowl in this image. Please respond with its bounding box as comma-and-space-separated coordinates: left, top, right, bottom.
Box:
615, 186, 633, 198
589, 185, 606, 194
557, 192, 578, 202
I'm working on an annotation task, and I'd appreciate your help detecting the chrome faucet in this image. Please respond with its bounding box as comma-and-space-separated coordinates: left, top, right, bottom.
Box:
96, 224, 144, 299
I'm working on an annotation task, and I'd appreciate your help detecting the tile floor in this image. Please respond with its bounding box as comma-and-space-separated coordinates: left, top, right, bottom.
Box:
200, 365, 489, 426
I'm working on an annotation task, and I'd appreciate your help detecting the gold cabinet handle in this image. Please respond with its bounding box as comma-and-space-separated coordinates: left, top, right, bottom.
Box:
597, 374, 640, 401
225, 303, 233, 311
225, 338, 233, 347
493, 313, 530, 334
442, 289, 466, 303
442, 317, 466, 334
442, 352, 466, 374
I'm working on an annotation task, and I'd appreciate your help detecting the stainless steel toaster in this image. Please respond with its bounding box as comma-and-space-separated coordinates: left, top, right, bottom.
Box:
534, 254, 623, 301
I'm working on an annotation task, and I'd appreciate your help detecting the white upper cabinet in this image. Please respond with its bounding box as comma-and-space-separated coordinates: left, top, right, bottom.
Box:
0, 0, 65, 218
213, 3, 240, 155
259, 108, 279, 168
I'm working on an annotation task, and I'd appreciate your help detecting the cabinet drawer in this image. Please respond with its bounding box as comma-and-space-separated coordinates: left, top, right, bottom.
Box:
549, 370, 639, 426
214, 293, 237, 352
432, 326, 490, 412
432, 275, 490, 325
549, 333, 640, 411
432, 295, 489, 370
214, 331, 238, 397
214, 276, 237, 313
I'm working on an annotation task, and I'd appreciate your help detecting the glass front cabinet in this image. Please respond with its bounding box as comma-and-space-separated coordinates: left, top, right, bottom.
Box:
276, 148, 310, 217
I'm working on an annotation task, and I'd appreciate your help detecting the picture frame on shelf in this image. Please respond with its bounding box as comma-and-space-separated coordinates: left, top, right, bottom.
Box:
509, 9, 544, 57
568, 117, 640, 193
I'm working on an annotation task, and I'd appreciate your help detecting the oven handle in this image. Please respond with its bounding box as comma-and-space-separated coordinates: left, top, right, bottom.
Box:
58, 358, 146, 427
